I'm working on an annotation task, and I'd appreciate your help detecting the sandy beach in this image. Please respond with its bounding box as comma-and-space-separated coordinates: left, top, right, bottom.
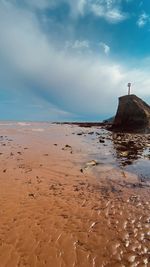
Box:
0, 122, 149, 267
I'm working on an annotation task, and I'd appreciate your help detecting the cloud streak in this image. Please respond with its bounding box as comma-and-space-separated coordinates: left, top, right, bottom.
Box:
14, 0, 128, 23
100, 42, 110, 55
90, 3, 127, 23
137, 12, 150, 28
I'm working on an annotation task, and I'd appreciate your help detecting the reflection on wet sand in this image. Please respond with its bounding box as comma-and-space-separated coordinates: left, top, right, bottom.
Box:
0, 123, 149, 267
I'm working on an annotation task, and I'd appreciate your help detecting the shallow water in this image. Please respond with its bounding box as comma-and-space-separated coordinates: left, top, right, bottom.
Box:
75, 126, 150, 180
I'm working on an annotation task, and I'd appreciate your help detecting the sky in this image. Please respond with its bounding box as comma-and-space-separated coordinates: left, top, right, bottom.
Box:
0, 0, 150, 122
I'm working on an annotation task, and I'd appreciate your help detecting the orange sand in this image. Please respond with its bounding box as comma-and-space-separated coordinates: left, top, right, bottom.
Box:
0, 123, 149, 267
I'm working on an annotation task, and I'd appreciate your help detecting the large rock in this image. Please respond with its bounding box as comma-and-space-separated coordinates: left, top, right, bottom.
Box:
112, 94, 150, 133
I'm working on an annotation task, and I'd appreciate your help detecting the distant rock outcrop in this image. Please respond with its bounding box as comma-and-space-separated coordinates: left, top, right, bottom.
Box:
112, 94, 150, 133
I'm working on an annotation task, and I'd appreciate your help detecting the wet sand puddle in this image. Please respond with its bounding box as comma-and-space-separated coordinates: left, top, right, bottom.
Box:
0, 122, 149, 267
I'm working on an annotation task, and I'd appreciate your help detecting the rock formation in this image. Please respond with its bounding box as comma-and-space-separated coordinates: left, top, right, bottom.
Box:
112, 94, 150, 133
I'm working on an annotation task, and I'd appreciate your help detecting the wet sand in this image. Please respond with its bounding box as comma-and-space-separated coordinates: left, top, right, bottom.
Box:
0, 122, 149, 267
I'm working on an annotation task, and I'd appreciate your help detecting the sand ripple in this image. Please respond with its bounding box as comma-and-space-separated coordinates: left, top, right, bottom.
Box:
0, 123, 149, 267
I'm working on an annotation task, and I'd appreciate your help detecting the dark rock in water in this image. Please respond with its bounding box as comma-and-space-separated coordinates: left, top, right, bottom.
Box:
99, 138, 105, 143
112, 94, 150, 133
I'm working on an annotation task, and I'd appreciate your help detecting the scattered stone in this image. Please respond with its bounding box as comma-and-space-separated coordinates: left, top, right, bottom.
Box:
62, 144, 72, 152
77, 132, 84, 136
119, 151, 129, 157
65, 144, 72, 148
81, 160, 99, 173
85, 160, 98, 167
112, 131, 150, 166
88, 132, 94, 135
99, 138, 105, 143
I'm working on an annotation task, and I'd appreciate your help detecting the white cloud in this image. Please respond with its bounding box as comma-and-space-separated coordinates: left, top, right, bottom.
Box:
91, 4, 127, 23
70, 0, 128, 23
137, 12, 150, 28
77, 0, 87, 15
0, 0, 150, 120
65, 40, 89, 50
100, 42, 110, 55
106, 8, 127, 23
24, 0, 87, 16
11, 0, 128, 23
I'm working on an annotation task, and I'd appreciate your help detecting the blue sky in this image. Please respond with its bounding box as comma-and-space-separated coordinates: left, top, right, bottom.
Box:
0, 0, 150, 121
